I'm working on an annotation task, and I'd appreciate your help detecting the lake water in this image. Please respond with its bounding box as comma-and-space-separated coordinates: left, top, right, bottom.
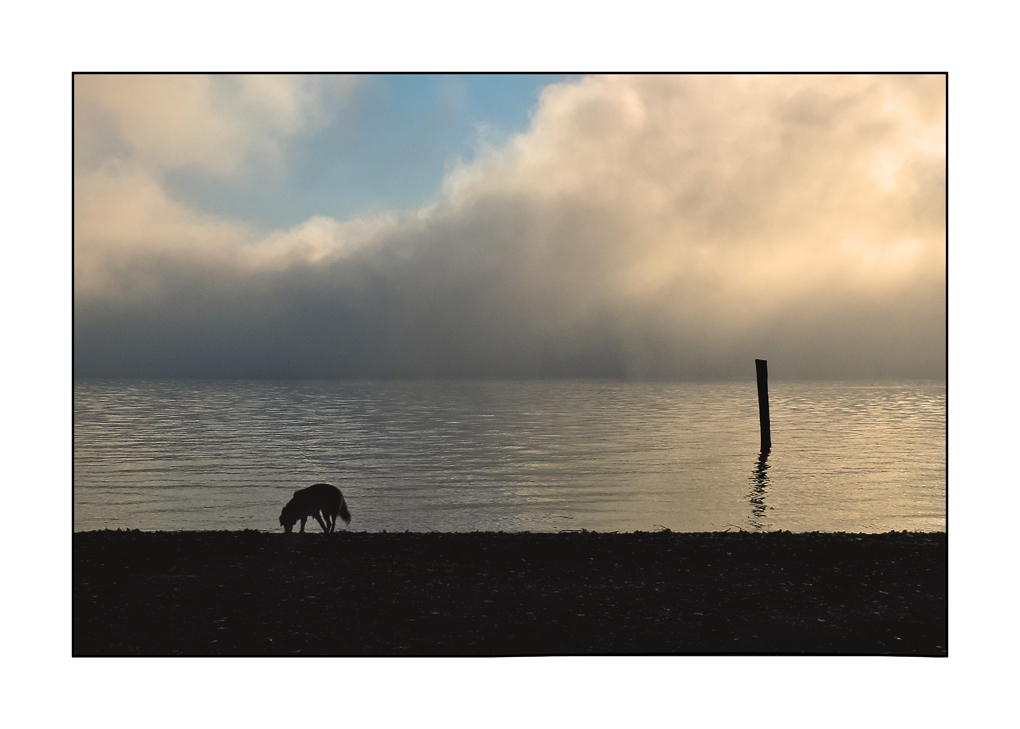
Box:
73, 380, 946, 534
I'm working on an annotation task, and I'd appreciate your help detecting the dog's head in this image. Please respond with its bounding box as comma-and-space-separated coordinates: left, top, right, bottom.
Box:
279, 507, 296, 533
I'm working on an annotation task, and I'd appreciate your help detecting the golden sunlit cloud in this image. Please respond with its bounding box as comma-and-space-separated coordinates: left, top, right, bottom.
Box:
74, 74, 354, 176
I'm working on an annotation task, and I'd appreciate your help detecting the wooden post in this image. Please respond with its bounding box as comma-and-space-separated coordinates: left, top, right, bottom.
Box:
755, 359, 771, 453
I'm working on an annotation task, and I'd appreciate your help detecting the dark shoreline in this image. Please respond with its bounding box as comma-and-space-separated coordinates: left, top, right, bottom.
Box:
73, 529, 946, 656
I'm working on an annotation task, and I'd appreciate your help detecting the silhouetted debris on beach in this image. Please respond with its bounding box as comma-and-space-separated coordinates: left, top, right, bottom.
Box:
73, 530, 946, 656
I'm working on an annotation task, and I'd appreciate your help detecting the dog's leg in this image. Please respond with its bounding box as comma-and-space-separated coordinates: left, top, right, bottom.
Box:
313, 511, 328, 533
300, 516, 307, 533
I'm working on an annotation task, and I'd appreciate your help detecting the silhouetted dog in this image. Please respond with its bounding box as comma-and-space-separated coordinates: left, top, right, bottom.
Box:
280, 483, 351, 534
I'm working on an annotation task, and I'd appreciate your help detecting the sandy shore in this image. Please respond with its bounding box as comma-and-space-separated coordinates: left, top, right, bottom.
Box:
73, 529, 946, 656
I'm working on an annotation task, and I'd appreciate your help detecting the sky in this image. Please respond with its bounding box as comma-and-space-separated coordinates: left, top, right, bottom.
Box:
73, 73, 946, 380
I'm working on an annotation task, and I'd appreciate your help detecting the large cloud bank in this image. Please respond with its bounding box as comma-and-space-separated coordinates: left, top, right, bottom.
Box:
74, 74, 945, 380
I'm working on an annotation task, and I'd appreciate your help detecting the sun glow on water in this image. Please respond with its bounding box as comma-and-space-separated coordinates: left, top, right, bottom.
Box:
73, 379, 945, 534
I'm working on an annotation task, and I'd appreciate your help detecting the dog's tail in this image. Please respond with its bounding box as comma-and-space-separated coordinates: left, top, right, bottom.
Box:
339, 494, 352, 525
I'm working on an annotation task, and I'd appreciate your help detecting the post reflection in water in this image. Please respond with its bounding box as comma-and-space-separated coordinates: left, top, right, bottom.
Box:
748, 450, 771, 531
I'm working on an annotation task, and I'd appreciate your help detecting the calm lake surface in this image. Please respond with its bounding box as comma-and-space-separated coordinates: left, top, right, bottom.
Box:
73, 380, 946, 533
